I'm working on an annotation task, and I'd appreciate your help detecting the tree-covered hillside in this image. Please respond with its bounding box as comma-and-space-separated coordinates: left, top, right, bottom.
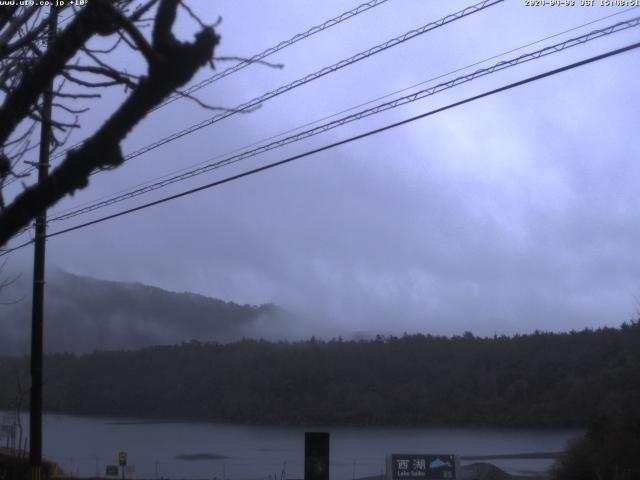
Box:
0, 270, 289, 354
1, 323, 639, 427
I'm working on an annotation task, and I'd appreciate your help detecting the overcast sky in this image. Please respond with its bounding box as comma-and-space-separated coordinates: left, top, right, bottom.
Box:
3, 0, 640, 338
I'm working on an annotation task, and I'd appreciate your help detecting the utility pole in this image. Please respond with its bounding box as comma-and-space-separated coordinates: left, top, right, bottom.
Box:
30, 6, 57, 479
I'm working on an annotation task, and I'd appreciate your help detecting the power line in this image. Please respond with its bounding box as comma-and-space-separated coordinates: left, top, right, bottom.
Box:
46, 7, 637, 220
44, 16, 640, 226
0, 238, 34, 257
8, 0, 503, 189
122, 0, 504, 163
154, 0, 393, 110
8, 0, 395, 182
26, 41, 640, 248
50, 0, 503, 168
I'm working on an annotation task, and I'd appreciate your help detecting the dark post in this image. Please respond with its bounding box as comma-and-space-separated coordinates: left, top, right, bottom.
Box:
305, 432, 330, 480
30, 6, 57, 478
119, 452, 127, 480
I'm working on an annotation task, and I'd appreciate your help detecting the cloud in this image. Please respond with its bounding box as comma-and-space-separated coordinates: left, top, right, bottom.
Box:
4, 1, 640, 341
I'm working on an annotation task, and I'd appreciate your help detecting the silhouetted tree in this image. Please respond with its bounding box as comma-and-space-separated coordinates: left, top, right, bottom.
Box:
0, 0, 219, 246
552, 411, 640, 480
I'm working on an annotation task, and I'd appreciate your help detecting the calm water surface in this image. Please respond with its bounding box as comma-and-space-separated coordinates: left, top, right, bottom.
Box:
4, 412, 580, 479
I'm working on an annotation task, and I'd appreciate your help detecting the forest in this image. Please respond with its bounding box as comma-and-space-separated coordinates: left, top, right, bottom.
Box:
0, 270, 288, 355
1, 322, 639, 427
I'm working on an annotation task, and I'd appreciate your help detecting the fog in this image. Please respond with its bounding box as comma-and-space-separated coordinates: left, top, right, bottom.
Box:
2, 0, 640, 341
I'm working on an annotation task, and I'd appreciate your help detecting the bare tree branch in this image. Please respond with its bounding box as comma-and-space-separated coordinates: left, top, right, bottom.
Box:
130, 0, 160, 22
0, 10, 50, 58
214, 55, 284, 69
0, 1, 118, 147
53, 91, 101, 99
52, 102, 90, 115
176, 89, 261, 114
110, 7, 158, 64
0, 6, 38, 57
0, 0, 219, 245
61, 69, 131, 89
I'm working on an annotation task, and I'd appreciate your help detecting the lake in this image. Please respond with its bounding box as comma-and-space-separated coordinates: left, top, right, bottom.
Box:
1, 411, 580, 479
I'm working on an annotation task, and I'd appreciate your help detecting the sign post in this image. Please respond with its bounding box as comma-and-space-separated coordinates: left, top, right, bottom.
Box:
125, 465, 136, 479
119, 452, 127, 480
386, 454, 459, 480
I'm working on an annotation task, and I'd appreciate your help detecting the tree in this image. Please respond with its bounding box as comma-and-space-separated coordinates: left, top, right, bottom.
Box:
0, 0, 219, 246
9, 366, 28, 457
552, 412, 640, 480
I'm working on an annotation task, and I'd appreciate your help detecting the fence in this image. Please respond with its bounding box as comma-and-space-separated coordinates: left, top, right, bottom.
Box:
47, 457, 385, 480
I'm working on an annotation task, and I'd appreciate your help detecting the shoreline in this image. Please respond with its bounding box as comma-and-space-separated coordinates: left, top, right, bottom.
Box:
0, 408, 588, 431
461, 452, 563, 460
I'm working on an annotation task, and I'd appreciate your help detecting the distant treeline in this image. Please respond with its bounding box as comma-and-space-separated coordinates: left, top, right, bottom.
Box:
1, 322, 639, 427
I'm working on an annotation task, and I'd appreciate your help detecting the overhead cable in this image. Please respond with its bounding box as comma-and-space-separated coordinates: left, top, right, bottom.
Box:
155, 0, 394, 110
45, 16, 640, 225
47, 7, 638, 219
0, 39, 630, 255
40, 41, 640, 241
49, 0, 503, 167
7, 0, 395, 182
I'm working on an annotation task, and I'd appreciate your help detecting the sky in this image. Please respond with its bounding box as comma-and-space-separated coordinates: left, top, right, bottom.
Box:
2, 0, 640, 338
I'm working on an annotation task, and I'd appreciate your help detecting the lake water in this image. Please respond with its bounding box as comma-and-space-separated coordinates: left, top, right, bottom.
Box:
2, 411, 580, 479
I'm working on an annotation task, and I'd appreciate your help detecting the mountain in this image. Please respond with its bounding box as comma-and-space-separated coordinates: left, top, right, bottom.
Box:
0, 269, 290, 355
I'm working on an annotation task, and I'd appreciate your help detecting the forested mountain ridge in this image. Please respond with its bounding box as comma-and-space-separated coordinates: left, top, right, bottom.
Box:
1, 323, 639, 427
0, 270, 289, 354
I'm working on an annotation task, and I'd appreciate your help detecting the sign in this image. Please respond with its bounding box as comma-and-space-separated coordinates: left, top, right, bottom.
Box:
119, 452, 127, 467
387, 454, 457, 480
106, 466, 119, 476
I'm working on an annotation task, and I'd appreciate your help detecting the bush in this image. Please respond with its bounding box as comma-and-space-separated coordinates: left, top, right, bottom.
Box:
552, 412, 640, 480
